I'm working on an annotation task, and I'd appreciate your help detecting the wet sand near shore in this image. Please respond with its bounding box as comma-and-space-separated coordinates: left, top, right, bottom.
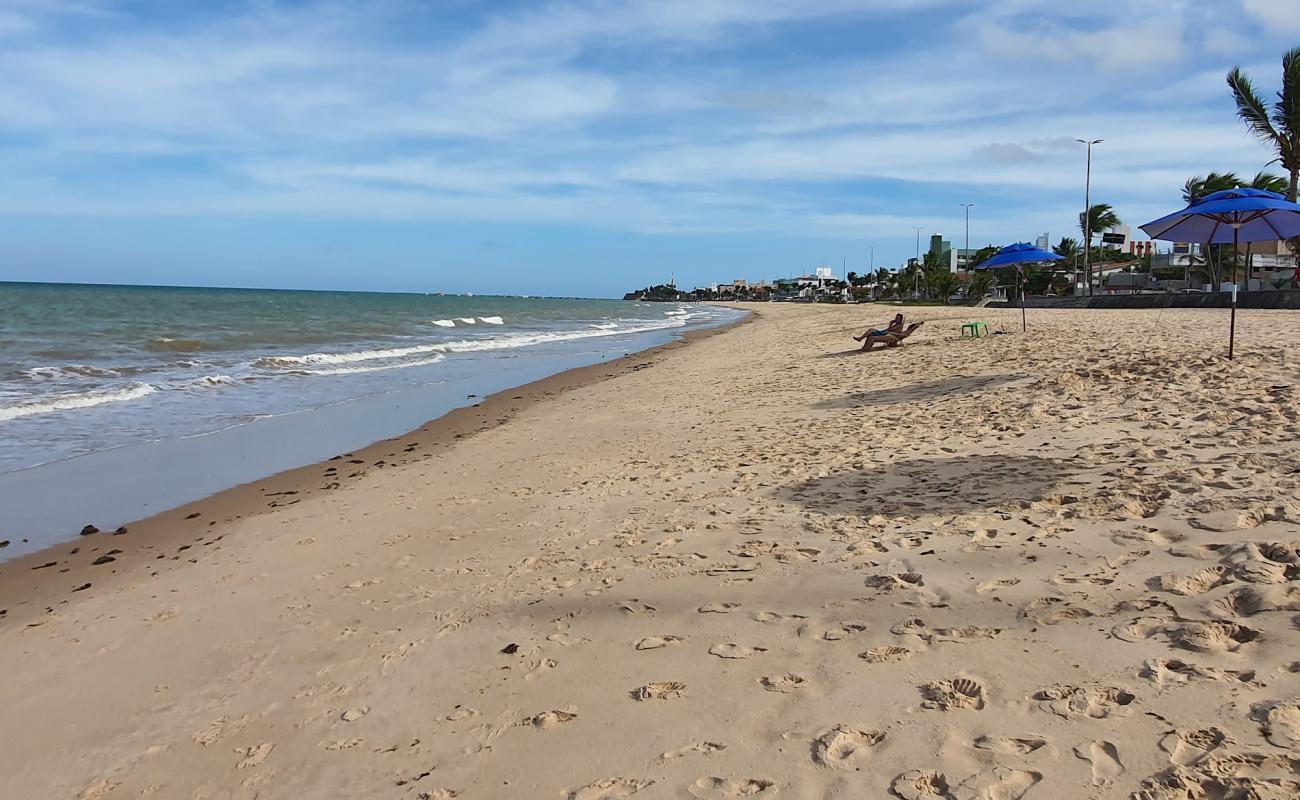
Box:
0, 318, 748, 628
2, 303, 1299, 800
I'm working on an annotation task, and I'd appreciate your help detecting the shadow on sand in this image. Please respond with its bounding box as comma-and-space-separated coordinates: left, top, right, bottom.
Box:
778, 453, 1073, 519
812, 373, 1027, 410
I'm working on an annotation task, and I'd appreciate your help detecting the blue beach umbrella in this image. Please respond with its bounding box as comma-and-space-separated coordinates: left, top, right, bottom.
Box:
974, 243, 1065, 332
1141, 187, 1300, 359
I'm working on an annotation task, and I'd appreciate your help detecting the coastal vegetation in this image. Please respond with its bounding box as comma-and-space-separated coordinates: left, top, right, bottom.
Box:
630, 46, 1300, 305
1228, 46, 1300, 200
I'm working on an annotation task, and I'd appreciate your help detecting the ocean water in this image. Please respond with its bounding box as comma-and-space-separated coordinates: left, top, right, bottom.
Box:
0, 283, 742, 555
0, 283, 737, 473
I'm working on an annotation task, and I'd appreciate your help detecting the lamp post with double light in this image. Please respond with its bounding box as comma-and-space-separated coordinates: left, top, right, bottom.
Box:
1077, 138, 1103, 295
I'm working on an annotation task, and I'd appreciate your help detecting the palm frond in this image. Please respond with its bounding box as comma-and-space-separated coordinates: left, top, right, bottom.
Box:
1249, 171, 1288, 193
1272, 47, 1300, 140
1228, 67, 1281, 146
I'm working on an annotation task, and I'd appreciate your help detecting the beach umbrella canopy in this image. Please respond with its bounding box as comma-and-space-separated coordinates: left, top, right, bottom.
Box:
1140, 188, 1300, 244
1140, 187, 1300, 359
973, 243, 1063, 332
974, 242, 1065, 271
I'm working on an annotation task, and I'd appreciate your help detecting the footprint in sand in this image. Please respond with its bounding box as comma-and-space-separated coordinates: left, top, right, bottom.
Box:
976, 578, 1020, 594
1020, 596, 1094, 625
973, 735, 1048, 755
812, 725, 886, 769
958, 767, 1041, 799
1255, 698, 1300, 747
1168, 620, 1259, 653
524, 657, 557, 680
522, 708, 578, 730
753, 610, 806, 623
1031, 685, 1134, 720
1159, 727, 1227, 766
890, 618, 1000, 644
619, 600, 657, 615
890, 770, 953, 800
860, 645, 912, 663
630, 682, 687, 701
1073, 740, 1124, 785
864, 572, 925, 592
920, 677, 987, 711
636, 635, 686, 650
661, 742, 726, 761
708, 643, 767, 659
1139, 657, 1256, 687
698, 603, 740, 614
234, 742, 274, 769
567, 778, 654, 799
758, 673, 806, 693
687, 777, 775, 798
1156, 565, 1234, 596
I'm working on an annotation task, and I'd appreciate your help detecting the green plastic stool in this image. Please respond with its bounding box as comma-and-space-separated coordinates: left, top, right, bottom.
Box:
961, 322, 989, 338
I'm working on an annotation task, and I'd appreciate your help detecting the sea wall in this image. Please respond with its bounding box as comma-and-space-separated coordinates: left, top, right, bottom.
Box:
988, 290, 1300, 310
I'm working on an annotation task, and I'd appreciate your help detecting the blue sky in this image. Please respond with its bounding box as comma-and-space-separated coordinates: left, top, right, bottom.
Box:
2, 0, 1299, 296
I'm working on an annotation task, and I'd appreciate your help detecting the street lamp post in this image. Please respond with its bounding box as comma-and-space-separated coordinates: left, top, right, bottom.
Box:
960, 203, 974, 272
912, 226, 926, 298
1077, 138, 1103, 296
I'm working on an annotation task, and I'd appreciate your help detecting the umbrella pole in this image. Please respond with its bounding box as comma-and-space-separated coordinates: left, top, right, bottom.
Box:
1229, 226, 1238, 360
1019, 269, 1027, 332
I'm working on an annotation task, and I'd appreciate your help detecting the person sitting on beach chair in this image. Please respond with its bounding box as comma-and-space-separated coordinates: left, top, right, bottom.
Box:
856, 320, 925, 351
853, 314, 904, 343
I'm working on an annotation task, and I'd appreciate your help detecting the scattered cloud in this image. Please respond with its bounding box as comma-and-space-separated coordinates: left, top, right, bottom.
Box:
1242, 0, 1300, 34
0, 0, 1294, 280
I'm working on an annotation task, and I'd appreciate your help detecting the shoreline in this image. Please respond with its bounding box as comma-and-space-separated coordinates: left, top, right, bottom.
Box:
0, 310, 752, 624
3, 303, 1297, 799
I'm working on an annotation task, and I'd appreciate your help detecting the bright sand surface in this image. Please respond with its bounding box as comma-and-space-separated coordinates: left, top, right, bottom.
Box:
2, 303, 1299, 799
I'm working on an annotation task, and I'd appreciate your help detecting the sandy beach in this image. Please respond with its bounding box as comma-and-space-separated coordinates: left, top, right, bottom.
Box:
2, 302, 1299, 799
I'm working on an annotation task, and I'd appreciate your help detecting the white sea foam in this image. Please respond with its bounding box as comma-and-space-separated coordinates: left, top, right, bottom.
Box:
478, 316, 504, 325
437, 318, 686, 353
430, 319, 456, 327
0, 383, 156, 422
297, 353, 447, 376
23, 364, 125, 380
457, 317, 477, 324
195, 375, 236, 387
257, 318, 688, 372
253, 342, 447, 367
590, 322, 620, 330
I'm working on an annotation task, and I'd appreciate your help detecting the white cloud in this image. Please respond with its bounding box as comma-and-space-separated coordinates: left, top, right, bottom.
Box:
0, 0, 1288, 261
1242, 0, 1300, 34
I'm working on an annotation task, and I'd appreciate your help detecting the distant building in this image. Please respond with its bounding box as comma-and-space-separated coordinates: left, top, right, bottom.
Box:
1035, 233, 1050, 252
927, 233, 958, 272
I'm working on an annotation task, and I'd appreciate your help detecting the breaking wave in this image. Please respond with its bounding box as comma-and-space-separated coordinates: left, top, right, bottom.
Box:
255, 318, 687, 372
0, 383, 157, 422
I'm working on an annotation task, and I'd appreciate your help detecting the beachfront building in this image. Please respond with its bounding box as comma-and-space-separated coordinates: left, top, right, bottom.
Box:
926, 233, 982, 272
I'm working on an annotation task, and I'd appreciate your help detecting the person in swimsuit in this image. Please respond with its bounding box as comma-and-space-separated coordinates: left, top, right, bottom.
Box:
854, 313, 904, 342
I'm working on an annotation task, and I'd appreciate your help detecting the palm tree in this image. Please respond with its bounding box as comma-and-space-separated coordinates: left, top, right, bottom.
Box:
929, 270, 960, 303
1182, 171, 1241, 203
967, 271, 995, 301
1227, 48, 1300, 201
1246, 171, 1288, 194
921, 252, 955, 301
1079, 203, 1121, 239
1052, 237, 1080, 259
